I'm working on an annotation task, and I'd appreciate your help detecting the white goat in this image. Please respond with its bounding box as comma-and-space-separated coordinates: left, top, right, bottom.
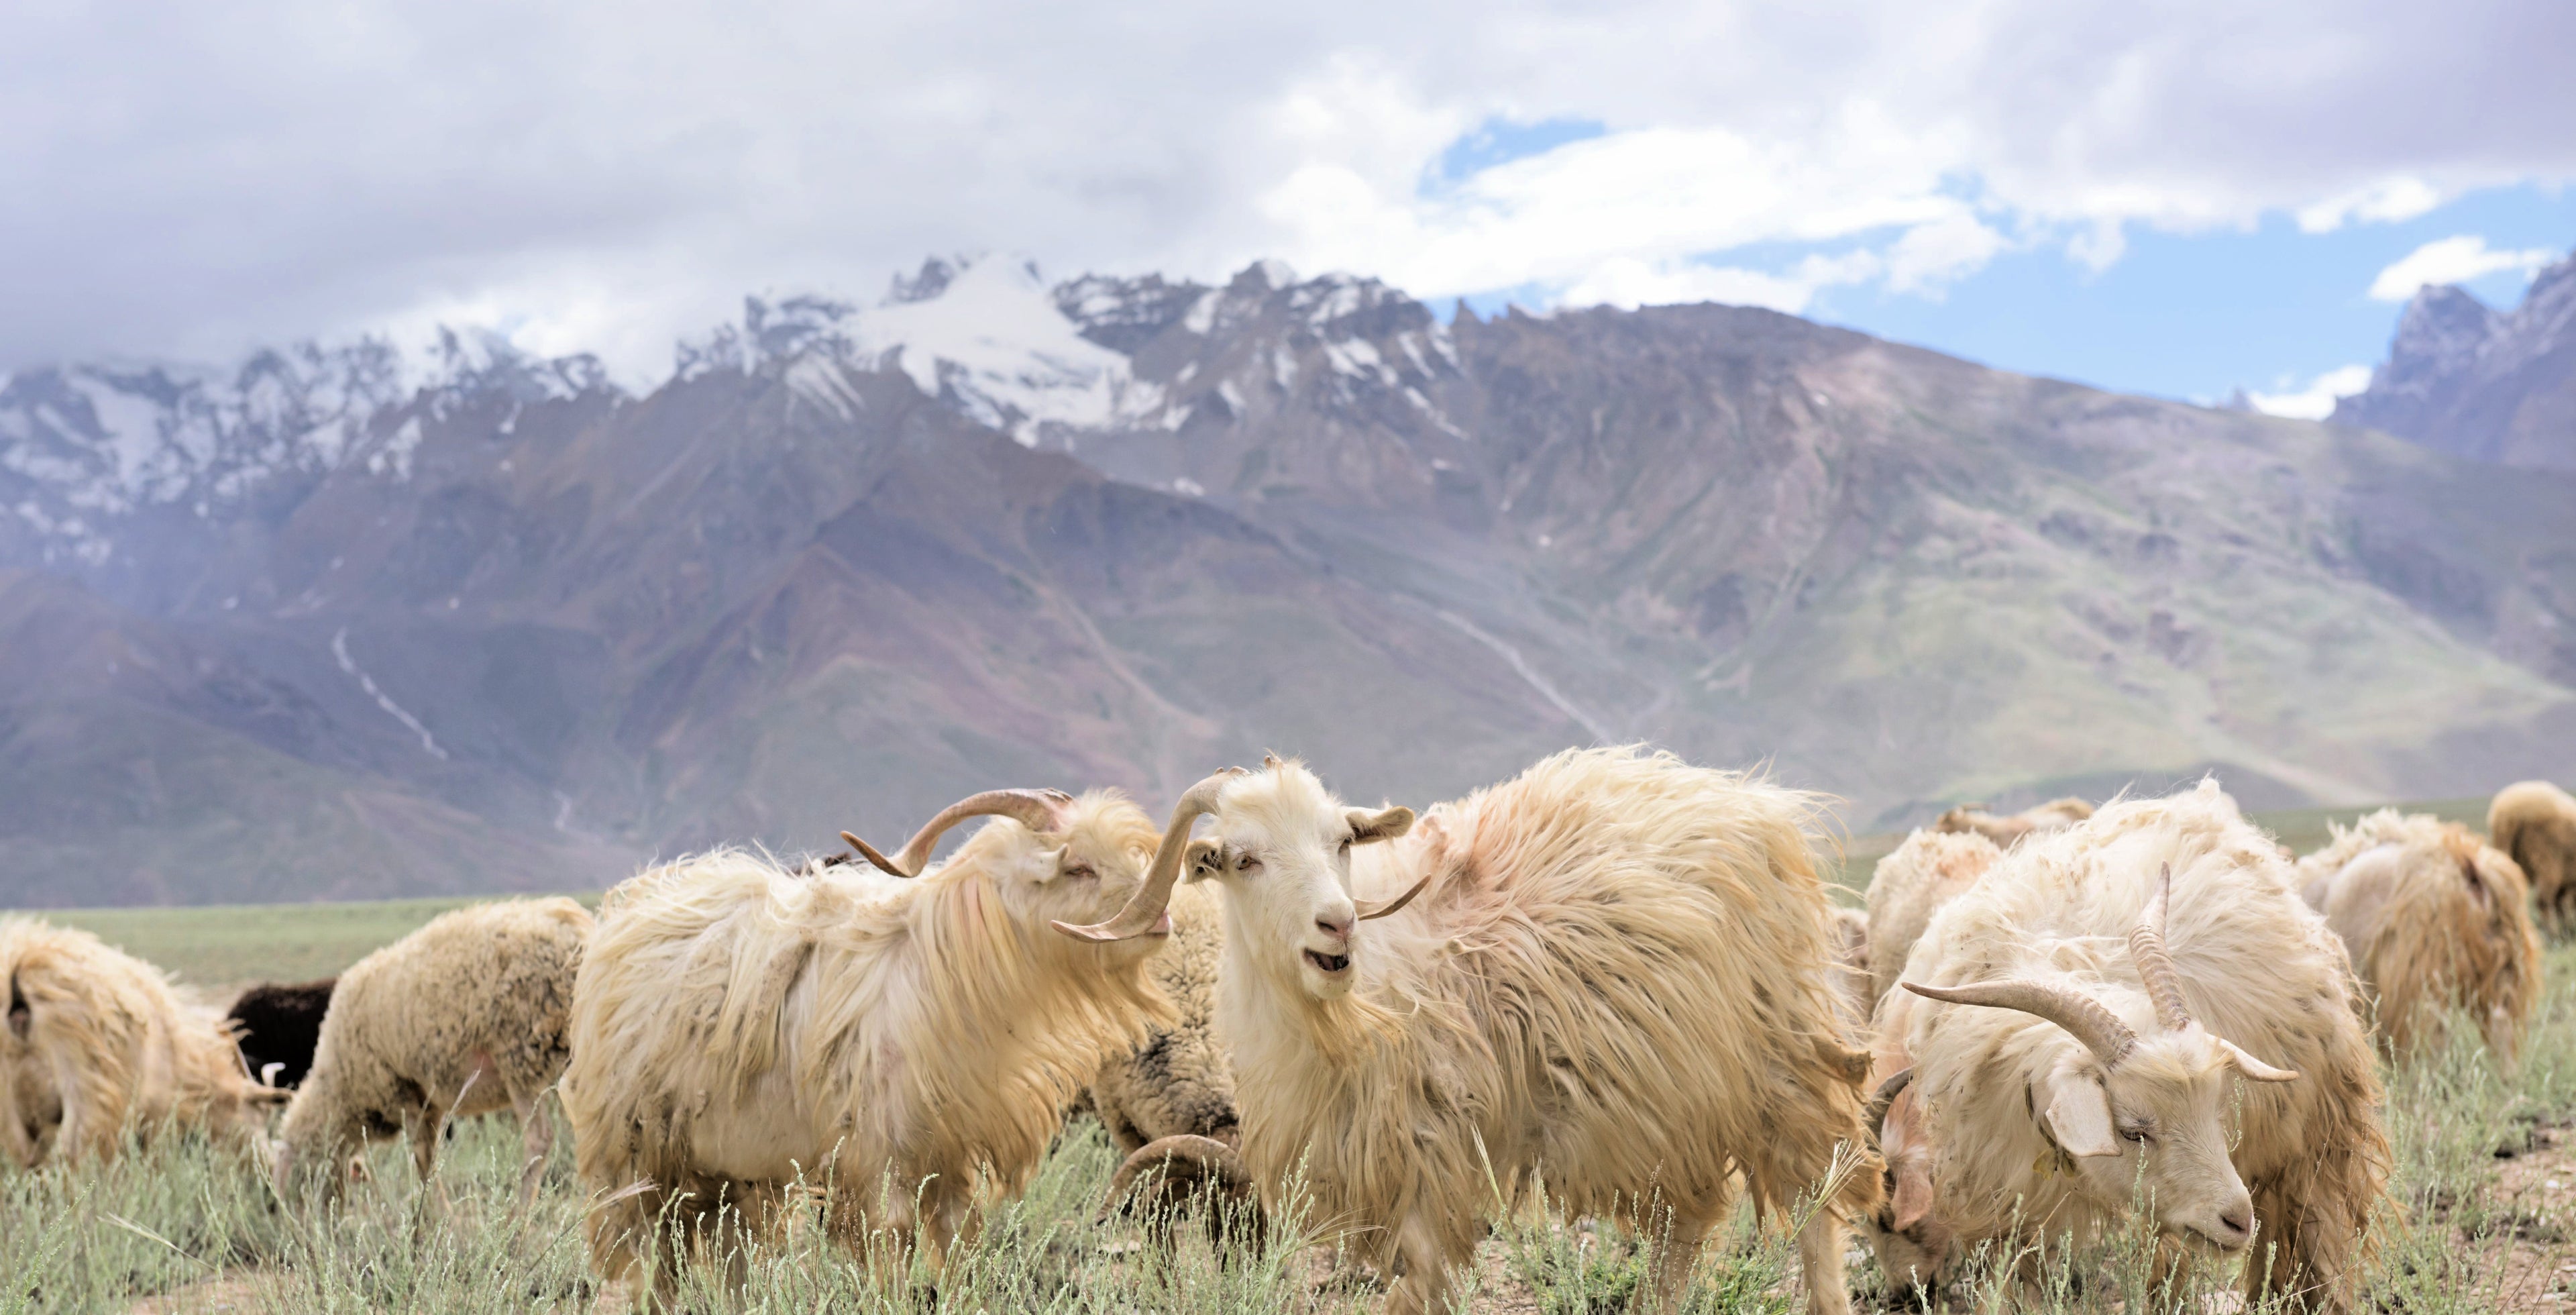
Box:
274, 898, 593, 1206
2298, 808, 2541, 1062
1885, 781, 2388, 1310
561, 783, 1219, 1304
1057, 747, 1880, 1315
0, 918, 281, 1169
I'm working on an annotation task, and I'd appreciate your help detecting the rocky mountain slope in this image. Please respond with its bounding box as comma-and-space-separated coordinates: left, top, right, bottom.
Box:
2335, 247, 2576, 471
5, 256, 2573, 906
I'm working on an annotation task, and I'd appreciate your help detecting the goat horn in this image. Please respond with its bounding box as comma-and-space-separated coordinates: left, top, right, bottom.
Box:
1866, 1067, 1915, 1141
1354, 872, 1433, 920
2217, 1038, 2300, 1084
1054, 769, 1243, 942
2129, 863, 2194, 1031
846, 788, 1077, 878
1105, 1133, 1248, 1203
1904, 978, 2139, 1069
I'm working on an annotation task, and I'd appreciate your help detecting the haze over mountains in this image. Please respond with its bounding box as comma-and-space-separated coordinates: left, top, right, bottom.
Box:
4, 254, 2573, 907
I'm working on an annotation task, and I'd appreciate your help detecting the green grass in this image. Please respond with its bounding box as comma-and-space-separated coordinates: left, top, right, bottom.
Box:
12, 953, 2576, 1314
32, 895, 599, 988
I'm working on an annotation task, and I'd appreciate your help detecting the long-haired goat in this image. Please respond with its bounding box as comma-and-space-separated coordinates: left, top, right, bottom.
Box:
1058, 747, 1881, 1315
1856, 828, 2001, 1300
1083, 882, 1262, 1246
561, 783, 1219, 1304
274, 898, 592, 1206
2491, 780, 2576, 932
2298, 809, 2541, 1063
1886, 781, 2387, 1310
1931, 797, 2092, 849
0, 918, 281, 1169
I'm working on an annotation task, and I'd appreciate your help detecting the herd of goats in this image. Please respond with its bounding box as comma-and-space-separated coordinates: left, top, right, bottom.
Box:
3, 747, 2575, 1313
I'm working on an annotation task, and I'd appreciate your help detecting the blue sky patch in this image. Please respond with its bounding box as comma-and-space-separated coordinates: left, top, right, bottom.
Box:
1425, 116, 1608, 193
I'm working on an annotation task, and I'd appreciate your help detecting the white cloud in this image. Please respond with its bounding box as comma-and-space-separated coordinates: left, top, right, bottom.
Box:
2367, 235, 2557, 301
2294, 176, 2443, 233
2, 0, 2573, 372
2247, 364, 2373, 419
1560, 256, 1837, 314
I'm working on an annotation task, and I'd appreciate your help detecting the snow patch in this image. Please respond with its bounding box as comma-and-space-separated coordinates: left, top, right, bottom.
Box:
786, 357, 865, 420
850, 257, 1163, 445
1183, 291, 1221, 335
366, 416, 425, 478
333, 627, 449, 761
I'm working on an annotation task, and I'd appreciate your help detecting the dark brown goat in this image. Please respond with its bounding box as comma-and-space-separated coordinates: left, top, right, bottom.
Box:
225, 978, 335, 1088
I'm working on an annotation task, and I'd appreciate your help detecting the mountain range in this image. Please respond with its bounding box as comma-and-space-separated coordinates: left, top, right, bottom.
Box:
3, 253, 2573, 906
2336, 248, 2576, 471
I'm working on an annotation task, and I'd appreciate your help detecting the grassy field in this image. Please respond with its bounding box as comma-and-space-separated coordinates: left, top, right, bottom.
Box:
3, 795, 2568, 1312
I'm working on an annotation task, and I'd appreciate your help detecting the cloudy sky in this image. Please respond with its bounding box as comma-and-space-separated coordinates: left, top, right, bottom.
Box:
7, 0, 2573, 413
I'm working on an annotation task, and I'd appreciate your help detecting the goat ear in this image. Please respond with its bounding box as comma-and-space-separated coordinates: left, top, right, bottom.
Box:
1346, 806, 1415, 845
1182, 839, 1223, 884
2040, 1069, 2121, 1158
1890, 1160, 1936, 1232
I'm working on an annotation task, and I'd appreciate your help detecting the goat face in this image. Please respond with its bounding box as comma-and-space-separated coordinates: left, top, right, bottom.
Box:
1906, 864, 2292, 1257
975, 794, 1168, 965
1185, 761, 1413, 1002
2043, 1032, 2258, 1253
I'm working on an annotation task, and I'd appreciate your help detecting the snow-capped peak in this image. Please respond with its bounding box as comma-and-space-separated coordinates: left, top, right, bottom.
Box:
848, 256, 1167, 443
0, 329, 619, 564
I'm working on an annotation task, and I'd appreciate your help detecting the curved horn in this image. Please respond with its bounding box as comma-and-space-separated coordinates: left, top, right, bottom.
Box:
1105, 1134, 1247, 1202
1866, 1067, 1915, 1141
2129, 863, 2194, 1032
1354, 872, 1433, 920
2216, 1038, 2300, 1084
1053, 770, 1243, 942
1904, 978, 2140, 1069
843, 788, 1075, 878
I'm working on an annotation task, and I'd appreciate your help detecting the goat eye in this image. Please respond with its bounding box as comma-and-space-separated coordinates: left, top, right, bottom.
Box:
1237, 852, 1260, 873
1338, 837, 1353, 854
1062, 864, 1094, 881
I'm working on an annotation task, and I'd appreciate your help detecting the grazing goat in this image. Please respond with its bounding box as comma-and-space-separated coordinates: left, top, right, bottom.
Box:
1059, 747, 1881, 1315
2298, 809, 2541, 1062
1856, 828, 2000, 1299
1860, 1066, 1949, 1303
1931, 797, 2092, 849
274, 899, 592, 1206
1083, 882, 1260, 1245
2491, 780, 2576, 931
1887, 781, 2387, 1310
562, 784, 1217, 1304
227, 978, 335, 1088
0, 918, 280, 1169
